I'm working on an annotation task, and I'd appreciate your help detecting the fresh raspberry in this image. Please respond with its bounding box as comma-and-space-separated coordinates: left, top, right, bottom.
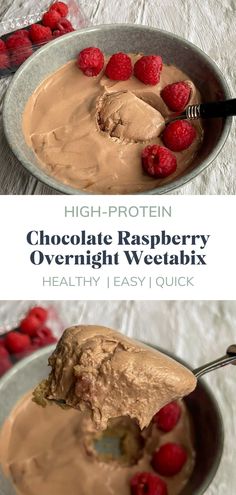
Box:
77, 47, 104, 77
27, 306, 48, 324
161, 82, 191, 112
5, 331, 31, 355
0, 51, 10, 69
53, 29, 66, 38
6, 34, 32, 52
130, 472, 167, 495
105, 52, 132, 81
32, 327, 57, 348
0, 345, 8, 356
13, 344, 37, 360
142, 145, 177, 178
153, 402, 181, 432
14, 29, 30, 39
0, 39, 7, 52
134, 55, 163, 85
29, 24, 53, 45
9, 37, 33, 66
50, 1, 69, 17
162, 120, 196, 152
20, 315, 42, 337
55, 18, 74, 32
152, 443, 187, 477
0, 346, 12, 375
42, 10, 61, 30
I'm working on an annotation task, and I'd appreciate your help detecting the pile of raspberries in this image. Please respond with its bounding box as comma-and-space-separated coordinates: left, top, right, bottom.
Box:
0, 2, 74, 70
77, 47, 197, 179
130, 402, 188, 495
0, 305, 57, 376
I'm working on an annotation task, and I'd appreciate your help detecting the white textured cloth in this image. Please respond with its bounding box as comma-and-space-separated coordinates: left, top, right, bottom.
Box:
0, 300, 236, 494
0, 0, 235, 194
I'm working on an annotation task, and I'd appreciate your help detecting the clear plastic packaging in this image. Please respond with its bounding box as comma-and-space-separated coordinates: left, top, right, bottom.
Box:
0, 302, 65, 377
0, 0, 89, 76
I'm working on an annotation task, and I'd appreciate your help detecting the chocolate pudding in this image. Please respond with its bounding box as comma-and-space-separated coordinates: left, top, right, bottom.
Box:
33, 325, 197, 430
22, 54, 203, 194
0, 393, 195, 495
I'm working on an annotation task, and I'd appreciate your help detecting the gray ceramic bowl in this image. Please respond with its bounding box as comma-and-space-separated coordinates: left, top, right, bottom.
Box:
3, 24, 232, 195
0, 344, 223, 495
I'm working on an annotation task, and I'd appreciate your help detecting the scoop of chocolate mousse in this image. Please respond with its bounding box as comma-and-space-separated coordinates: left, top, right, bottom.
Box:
33, 325, 196, 430
97, 91, 165, 142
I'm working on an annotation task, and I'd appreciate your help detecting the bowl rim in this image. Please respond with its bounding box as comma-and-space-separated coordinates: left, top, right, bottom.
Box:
3, 23, 233, 195
0, 342, 224, 495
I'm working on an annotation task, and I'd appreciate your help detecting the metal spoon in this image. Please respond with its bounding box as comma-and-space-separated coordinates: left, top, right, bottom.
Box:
193, 344, 236, 378
166, 98, 236, 124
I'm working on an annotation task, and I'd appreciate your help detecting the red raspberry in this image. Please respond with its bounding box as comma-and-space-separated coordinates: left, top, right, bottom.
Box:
42, 10, 61, 30
55, 18, 74, 32
77, 47, 104, 77
0, 346, 12, 375
134, 55, 163, 85
29, 24, 53, 45
27, 306, 48, 324
130, 472, 167, 495
153, 402, 181, 432
20, 315, 41, 337
162, 120, 196, 151
0, 345, 8, 356
50, 1, 69, 17
105, 52, 132, 81
14, 29, 30, 39
0, 51, 10, 69
53, 29, 66, 38
5, 331, 31, 355
6, 34, 32, 52
0, 39, 7, 52
32, 327, 57, 348
8, 37, 33, 66
152, 443, 187, 477
142, 145, 177, 178
53, 29, 65, 38
161, 81, 191, 112
13, 343, 39, 361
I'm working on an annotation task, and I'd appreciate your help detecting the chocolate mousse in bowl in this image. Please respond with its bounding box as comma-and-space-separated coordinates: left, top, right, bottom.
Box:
4, 26, 231, 194
0, 325, 223, 495
22, 53, 203, 194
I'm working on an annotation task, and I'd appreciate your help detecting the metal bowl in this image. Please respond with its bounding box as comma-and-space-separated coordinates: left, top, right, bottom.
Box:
0, 344, 223, 495
3, 24, 232, 195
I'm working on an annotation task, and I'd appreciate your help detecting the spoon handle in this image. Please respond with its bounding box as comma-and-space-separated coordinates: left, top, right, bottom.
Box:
194, 345, 236, 378
186, 99, 236, 120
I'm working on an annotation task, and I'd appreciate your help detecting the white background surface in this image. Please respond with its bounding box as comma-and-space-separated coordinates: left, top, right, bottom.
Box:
0, 0, 235, 194
0, 299, 236, 494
